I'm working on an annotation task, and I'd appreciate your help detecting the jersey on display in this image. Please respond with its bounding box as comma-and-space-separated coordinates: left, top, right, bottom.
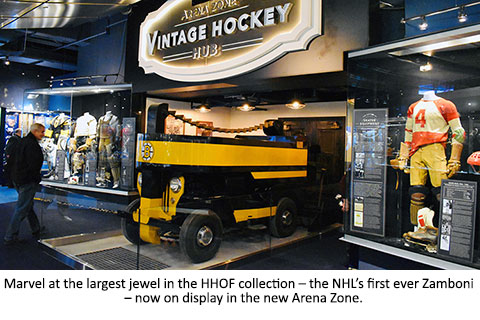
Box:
405, 98, 465, 156
74, 112, 97, 138
45, 113, 71, 144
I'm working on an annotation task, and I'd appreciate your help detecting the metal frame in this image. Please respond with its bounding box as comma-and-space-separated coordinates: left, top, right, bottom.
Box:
348, 23, 480, 58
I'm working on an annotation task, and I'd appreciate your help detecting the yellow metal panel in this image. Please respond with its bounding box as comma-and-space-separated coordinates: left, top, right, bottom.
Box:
134, 177, 185, 224
233, 207, 277, 223
140, 224, 161, 244
251, 170, 307, 179
137, 141, 307, 167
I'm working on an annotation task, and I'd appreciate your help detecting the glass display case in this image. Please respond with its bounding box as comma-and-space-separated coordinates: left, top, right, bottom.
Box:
2, 92, 71, 187
346, 25, 480, 269
22, 84, 136, 191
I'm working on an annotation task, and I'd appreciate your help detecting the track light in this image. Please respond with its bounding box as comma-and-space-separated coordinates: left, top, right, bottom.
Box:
87, 77, 92, 85
458, 6, 468, 23
104, 75, 107, 82
419, 16, 428, 30
195, 104, 211, 113
4, 56, 10, 66
402, 2, 479, 29
72, 78, 76, 86
237, 103, 255, 112
286, 99, 306, 110
420, 62, 433, 72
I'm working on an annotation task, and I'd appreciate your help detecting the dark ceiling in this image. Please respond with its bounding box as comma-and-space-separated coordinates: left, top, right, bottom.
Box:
0, 0, 139, 71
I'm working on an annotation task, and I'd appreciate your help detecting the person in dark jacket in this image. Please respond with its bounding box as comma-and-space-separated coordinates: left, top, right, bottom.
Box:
4, 123, 45, 245
4, 128, 22, 188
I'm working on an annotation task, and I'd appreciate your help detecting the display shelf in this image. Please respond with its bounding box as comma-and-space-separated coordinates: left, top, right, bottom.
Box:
341, 234, 476, 270
40, 180, 138, 196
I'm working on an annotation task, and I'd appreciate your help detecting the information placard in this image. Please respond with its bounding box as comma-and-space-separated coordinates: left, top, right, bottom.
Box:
55, 150, 66, 181
350, 109, 388, 236
437, 180, 477, 263
121, 118, 136, 190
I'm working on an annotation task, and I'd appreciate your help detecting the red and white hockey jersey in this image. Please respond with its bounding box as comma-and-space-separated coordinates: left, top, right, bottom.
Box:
405, 98, 464, 156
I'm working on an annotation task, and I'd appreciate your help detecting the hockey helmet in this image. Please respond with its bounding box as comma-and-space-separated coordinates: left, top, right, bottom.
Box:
467, 151, 480, 173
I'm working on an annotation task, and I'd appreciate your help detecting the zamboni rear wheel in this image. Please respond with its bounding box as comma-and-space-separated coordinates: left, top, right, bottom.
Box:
270, 197, 297, 237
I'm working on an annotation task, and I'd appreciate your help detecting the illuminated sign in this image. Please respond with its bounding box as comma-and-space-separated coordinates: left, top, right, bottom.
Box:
139, 0, 322, 82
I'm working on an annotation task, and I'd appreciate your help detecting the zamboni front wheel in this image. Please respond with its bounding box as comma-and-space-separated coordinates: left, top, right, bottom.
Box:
121, 198, 146, 245
270, 197, 297, 237
180, 211, 223, 263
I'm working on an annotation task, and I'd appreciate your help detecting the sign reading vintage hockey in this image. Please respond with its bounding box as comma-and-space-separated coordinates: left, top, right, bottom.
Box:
138, 0, 322, 82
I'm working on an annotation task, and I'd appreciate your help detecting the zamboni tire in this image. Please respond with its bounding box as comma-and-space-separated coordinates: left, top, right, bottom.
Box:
270, 197, 297, 238
180, 211, 223, 263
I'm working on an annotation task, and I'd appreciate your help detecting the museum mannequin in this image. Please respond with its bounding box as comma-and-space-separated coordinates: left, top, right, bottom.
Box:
96, 110, 121, 188
68, 112, 97, 184
42, 113, 72, 179
397, 91, 465, 241
421, 90, 439, 101
45, 113, 71, 146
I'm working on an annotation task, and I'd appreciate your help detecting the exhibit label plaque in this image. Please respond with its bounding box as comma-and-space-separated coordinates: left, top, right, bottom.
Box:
438, 180, 477, 263
121, 118, 136, 190
55, 150, 66, 181
138, 0, 322, 82
350, 109, 388, 236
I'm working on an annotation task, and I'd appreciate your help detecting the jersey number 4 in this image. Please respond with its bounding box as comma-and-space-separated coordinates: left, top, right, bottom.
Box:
415, 109, 426, 128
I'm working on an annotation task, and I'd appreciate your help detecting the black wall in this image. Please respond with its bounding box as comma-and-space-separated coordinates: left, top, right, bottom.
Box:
0, 62, 64, 110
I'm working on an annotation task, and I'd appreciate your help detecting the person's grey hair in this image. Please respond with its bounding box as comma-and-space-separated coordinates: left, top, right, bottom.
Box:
30, 123, 45, 132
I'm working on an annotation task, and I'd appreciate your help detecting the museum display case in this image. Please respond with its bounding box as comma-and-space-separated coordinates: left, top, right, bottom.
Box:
22, 84, 136, 192
2, 91, 72, 186
345, 25, 480, 269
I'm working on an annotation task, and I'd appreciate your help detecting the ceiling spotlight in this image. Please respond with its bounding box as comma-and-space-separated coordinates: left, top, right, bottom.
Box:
286, 100, 306, 110
458, 6, 468, 23
195, 104, 211, 113
88, 77, 92, 85
237, 103, 255, 112
104, 75, 107, 82
4, 56, 10, 66
419, 16, 428, 31
60, 80, 64, 86
420, 62, 433, 72
72, 78, 76, 86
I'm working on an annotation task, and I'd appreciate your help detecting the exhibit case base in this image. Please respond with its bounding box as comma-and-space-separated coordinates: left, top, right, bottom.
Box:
341, 235, 477, 270
40, 181, 138, 197
39, 226, 339, 270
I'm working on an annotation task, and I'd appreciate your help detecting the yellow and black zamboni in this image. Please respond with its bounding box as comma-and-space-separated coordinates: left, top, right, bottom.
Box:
121, 104, 318, 263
